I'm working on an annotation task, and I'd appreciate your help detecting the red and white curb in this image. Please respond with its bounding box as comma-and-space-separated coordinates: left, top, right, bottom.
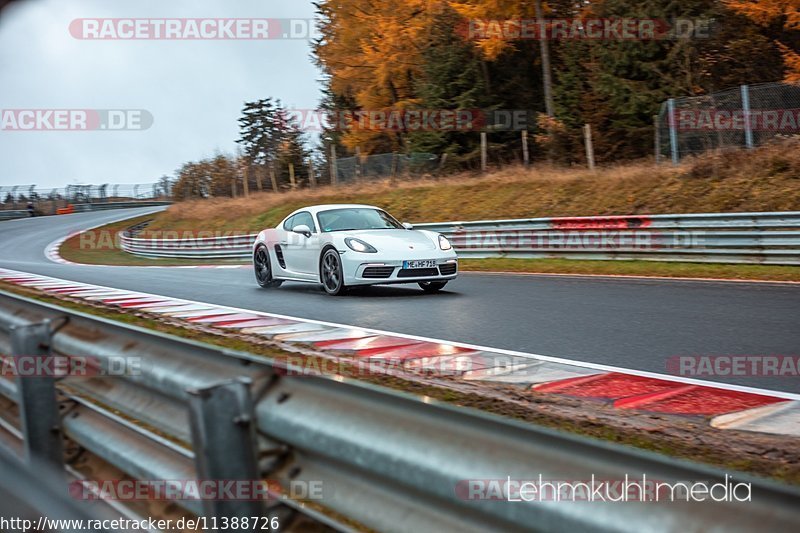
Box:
1, 266, 798, 438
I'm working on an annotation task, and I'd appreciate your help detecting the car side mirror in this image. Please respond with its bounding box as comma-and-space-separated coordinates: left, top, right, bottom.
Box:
402, 222, 414, 230
293, 224, 312, 237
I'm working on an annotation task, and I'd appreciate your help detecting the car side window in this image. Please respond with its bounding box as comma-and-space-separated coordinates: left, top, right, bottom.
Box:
282, 215, 296, 231
292, 212, 317, 233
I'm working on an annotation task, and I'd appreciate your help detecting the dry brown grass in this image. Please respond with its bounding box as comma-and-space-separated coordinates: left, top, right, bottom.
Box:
147, 141, 800, 233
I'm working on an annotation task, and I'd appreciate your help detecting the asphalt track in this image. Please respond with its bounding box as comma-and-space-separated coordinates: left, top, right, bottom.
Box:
1, 207, 799, 393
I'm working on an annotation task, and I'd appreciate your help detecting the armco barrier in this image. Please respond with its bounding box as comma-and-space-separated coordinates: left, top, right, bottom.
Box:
71, 201, 171, 213
118, 211, 800, 265
0, 210, 29, 221
1, 201, 170, 220
1, 275, 800, 531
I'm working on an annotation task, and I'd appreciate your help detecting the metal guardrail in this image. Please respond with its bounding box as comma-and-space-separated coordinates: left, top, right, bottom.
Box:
119, 212, 800, 265
1, 289, 800, 531
0, 202, 171, 222
0, 210, 29, 221
72, 201, 172, 213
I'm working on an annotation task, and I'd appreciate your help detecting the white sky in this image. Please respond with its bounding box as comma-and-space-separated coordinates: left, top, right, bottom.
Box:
0, 0, 322, 188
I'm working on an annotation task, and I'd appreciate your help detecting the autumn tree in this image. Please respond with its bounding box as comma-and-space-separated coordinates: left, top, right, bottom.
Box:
314, 0, 436, 152
725, 0, 800, 81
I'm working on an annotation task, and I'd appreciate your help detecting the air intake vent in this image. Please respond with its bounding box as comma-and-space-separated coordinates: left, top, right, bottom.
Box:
363, 266, 395, 279
398, 268, 439, 278
274, 245, 286, 269
439, 263, 457, 276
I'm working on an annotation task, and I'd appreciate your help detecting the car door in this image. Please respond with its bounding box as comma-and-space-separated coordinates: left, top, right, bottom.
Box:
283, 211, 320, 278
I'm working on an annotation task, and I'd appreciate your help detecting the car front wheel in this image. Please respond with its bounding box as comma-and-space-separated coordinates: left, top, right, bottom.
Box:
321, 249, 347, 296
254, 245, 283, 288
419, 281, 448, 293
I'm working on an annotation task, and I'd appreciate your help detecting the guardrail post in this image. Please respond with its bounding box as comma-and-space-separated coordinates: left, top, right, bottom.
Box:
187, 379, 265, 518
11, 321, 65, 470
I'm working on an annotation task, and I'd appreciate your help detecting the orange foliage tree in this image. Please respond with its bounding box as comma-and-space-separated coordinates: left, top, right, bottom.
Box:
315, 0, 442, 152
725, 0, 800, 81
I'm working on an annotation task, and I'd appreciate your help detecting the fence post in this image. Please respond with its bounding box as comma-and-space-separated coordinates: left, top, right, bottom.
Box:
269, 164, 279, 193
521, 130, 530, 167
308, 159, 317, 188
438, 153, 448, 174
355, 147, 362, 181
584, 124, 595, 171
667, 98, 679, 165
391, 152, 399, 178
330, 145, 338, 186
480, 132, 488, 172
741, 84, 754, 149
11, 321, 65, 471
654, 115, 661, 165
187, 379, 264, 518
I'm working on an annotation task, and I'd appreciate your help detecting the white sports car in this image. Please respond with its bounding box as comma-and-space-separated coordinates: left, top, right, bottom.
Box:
252, 204, 458, 295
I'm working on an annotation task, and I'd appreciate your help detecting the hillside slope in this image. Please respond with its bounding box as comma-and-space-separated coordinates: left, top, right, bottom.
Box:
146, 142, 800, 234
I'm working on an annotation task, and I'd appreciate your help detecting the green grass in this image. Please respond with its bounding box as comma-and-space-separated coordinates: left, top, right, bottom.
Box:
459, 258, 800, 282
58, 214, 248, 267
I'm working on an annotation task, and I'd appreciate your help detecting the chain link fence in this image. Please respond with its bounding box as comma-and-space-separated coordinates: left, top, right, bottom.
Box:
0, 182, 171, 213
334, 152, 440, 184
657, 82, 800, 163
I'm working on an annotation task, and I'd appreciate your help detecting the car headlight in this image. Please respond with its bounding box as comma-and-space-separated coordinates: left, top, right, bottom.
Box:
439, 235, 452, 251
345, 238, 377, 253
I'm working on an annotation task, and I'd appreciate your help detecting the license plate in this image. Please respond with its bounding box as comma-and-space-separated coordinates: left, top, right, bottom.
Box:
403, 260, 437, 269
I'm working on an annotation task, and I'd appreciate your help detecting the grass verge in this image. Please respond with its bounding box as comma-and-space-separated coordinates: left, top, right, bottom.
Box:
1, 279, 798, 484
459, 258, 800, 282
59, 217, 800, 283
148, 142, 800, 234
57, 214, 248, 267
57, 142, 799, 280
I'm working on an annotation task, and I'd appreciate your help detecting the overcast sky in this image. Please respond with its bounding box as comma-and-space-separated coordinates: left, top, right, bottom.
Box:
0, 0, 322, 188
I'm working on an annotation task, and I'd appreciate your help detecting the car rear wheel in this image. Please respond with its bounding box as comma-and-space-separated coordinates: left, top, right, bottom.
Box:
419, 281, 448, 293
321, 249, 347, 296
254, 245, 283, 288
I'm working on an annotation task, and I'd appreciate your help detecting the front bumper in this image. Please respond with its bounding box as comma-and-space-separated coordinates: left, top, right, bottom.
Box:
341, 252, 458, 286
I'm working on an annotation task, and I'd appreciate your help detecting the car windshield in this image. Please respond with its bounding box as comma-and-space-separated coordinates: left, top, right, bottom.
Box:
317, 208, 403, 232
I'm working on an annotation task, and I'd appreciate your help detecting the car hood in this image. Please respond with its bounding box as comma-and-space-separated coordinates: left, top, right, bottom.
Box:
342, 229, 438, 251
